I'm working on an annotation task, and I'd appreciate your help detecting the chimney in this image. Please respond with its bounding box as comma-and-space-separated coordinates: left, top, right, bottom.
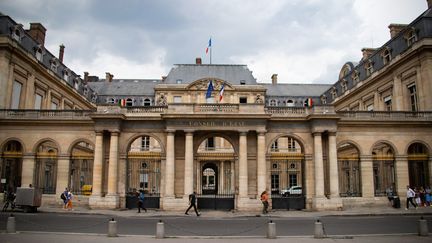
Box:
83, 72, 89, 84
59, 44, 65, 63
388, 24, 408, 38
105, 72, 114, 82
271, 74, 278, 85
27, 23, 46, 46
196, 57, 202, 65
361, 48, 377, 61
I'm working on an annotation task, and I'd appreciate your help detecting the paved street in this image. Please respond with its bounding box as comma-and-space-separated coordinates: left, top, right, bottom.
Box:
0, 204, 431, 242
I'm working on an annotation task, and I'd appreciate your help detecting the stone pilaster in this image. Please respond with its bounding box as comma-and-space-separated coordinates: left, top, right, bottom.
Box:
256, 131, 266, 197
395, 155, 409, 196
328, 132, 339, 198
165, 130, 175, 197
184, 131, 194, 197
91, 132, 103, 197
360, 155, 374, 198
238, 131, 248, 198
21, 154, 35, 187
56, 155, 70, 195
107, 132, 119, 196
313, 132, 325, 198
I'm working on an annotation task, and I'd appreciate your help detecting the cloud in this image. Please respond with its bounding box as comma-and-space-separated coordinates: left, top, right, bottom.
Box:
0, 0, 427, 83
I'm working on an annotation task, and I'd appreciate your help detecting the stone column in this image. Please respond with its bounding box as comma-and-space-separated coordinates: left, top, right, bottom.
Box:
220, 161, 225, 192
107, 132, 119, 196
165, 131, 175, 197
328, 132, 340, 198
91, 132, 104, 196
184, 131, 194, 197
313, 132, 325, 198
21, 154, 35, 187
392, 74, 403, 111
56, 155, 70, 195
395, 155, 409, 196
360, 155, 374, 198
238, 131, 248, 198
257, 131, 266, 196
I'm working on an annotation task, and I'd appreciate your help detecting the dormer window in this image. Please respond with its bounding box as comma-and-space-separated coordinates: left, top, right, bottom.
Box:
63, 69, 70, 81
143, 98, 151, 106
365, 60, 374, 76
176, 79, 182, 84
286, 100, 294, 107
34, 45, 44, 62
50, 58, 58, 72
240, 80, 246, 85
381, 47, 392, 65
331, 87, 337, 99
351, 70, 360, 85
107, 98, 115, 104
341, 79, 348, 93
404, 27, 418, 46
73, 78, 80, 90
321, 95, 327, 104
270, 99, 277, 106
126, 98, 133, 107
11, 24, 23, 42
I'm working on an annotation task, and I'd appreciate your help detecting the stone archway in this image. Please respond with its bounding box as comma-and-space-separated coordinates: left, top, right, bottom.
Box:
407, 142, 429, 188
0, 140, 23, 193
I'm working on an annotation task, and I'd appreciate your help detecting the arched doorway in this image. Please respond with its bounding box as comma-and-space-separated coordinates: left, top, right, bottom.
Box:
337, 142, 361, 197
408, 143, 429, 188
35, 140, 58, 194
0, 140, 23, 193
70, 141, 94, 195
126, 135, 161, 209
196, 136, 235, 210
372, 142, 395, 196
269, 136, 305, 210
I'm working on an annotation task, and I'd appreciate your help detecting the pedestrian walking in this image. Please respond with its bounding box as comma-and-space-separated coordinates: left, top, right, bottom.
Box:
260, 190, 269, 214
385, 185, 395, 207
185, 191, 200, 216
405, 185, 417, 210
66, 190, 74, 210
137, 189, 147, 213
61, 188, 68, 209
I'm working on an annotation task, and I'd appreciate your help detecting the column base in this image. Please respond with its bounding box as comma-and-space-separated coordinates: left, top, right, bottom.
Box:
312, 197, 343, 211
89, 195, 119, 209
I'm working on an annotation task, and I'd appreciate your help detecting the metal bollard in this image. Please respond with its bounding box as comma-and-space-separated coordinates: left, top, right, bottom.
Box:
156, 220, 165, 239
267, 220, 276, 239
108, 218, 118, 237
314, 219, 325, 239
418, 216, 429, 236
6, 214, 16, 234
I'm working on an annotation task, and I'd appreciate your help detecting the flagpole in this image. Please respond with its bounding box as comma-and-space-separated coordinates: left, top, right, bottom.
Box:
210, 44, 212, 64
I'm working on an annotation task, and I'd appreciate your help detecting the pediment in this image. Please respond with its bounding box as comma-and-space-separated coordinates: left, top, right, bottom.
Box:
187, 78, 234, 91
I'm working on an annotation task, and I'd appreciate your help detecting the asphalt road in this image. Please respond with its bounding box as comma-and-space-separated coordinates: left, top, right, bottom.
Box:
0, 212, 431, 237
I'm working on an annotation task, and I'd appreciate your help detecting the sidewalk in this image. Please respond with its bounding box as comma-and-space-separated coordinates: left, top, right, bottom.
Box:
36, 203, 432, 218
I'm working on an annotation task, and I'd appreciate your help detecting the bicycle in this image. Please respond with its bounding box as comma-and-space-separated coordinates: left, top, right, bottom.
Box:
2, 193, 16, 212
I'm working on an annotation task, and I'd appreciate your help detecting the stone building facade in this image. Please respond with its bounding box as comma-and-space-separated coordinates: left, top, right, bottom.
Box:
0, 2, 431, 211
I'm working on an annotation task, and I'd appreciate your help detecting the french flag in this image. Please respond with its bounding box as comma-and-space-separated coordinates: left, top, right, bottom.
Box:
206, 38, 211, 54
219, 83, 225, 101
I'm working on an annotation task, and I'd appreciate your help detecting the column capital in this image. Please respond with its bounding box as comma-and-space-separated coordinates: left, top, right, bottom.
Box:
239, 130, 249, 135
165, 129, 176, 134
328, 132, 337, 136
110, 131, 120, 136
257, 130, 267, 136
184, 129, 195, 134
312, 132, 322, 137
95, 130, 104, 135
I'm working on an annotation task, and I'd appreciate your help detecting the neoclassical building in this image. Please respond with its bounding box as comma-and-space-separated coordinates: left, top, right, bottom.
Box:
0, 2, 431, 211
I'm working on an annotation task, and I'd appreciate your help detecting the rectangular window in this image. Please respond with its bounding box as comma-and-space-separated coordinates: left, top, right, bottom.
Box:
11, 81, 22, 109
51, 98, 59, 110
173, 96, 182, 103
271, 174, 279, 194
384, 96, 392, 111
367, 104, 374, 111
289, 174, 298, 188
408, 84, 418, 111
206, 137, 215, 150
34, 93, 43, 109
239, 97, 247, 103
141, 136, 150, 150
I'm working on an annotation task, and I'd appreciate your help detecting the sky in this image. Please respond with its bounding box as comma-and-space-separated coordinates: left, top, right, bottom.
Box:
0, 0, 428, 84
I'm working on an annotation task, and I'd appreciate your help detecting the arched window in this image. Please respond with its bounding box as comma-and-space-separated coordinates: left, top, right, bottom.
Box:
365, 60, 374, 76
126, 98, 133, 107
381, 47, 392, 65
143, 98, 151, 106
405, 28, 417, 46
70, 141, 94, 195
337, 142, 361, 197
35, 141, 58, 194
286, 100, 294, 107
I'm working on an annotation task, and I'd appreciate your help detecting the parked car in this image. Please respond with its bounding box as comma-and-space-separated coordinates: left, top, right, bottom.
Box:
280, 186, 302, 196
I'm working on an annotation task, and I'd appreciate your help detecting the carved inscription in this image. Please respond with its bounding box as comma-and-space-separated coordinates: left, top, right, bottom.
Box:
188, 121, 245, 127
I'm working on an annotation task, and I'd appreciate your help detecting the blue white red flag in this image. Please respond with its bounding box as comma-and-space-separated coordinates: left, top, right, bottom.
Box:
206, 80, 214, 99
206, 38, 212, 54
219, 83, 225, 101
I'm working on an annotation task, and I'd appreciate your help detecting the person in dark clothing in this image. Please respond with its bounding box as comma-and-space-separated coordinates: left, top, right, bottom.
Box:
185, 191, 200, 216
137, 189, 147, 213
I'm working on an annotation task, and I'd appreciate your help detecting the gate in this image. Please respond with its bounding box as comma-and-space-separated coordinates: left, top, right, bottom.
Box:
271, 194, 305, 210
197, 193, 234, 210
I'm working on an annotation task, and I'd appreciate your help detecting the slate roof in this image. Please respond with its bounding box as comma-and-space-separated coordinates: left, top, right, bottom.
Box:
261, 83, 332, 97
164, 64, 258, 85
87, 79, 160, 96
